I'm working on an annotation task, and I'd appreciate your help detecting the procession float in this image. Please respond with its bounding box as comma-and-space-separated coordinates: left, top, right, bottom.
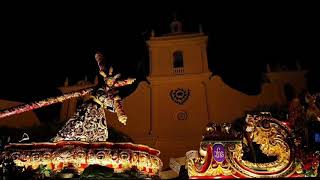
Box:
0, 51, 162, 179
186, 110, 320, 178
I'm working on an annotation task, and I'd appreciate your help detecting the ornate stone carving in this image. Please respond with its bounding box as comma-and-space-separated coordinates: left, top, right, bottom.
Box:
170, 88, 190, 105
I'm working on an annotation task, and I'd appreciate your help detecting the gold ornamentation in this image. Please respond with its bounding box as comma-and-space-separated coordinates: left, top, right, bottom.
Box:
187, 114, 301, 178
3, 142, 162, 176
227, 114, 296, 178
187, 143, 235, 177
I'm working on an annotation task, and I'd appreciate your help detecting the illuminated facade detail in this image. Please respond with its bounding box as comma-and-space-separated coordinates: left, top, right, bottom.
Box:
176, 111, 188, 121
170, 88, 191, 105
187, 114, 318, 178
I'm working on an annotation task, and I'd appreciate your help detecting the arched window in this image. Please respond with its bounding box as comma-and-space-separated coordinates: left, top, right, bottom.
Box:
173, 51, 184, 68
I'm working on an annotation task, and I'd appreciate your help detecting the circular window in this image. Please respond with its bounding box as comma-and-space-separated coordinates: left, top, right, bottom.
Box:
176, 111, 188, 120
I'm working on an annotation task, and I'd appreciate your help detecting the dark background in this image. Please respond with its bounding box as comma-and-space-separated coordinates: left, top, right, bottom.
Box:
1, 3, 319, 103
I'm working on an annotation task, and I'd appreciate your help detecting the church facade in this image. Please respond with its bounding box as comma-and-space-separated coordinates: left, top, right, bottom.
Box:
0, 21, 307, 169
103, 24, 307, 167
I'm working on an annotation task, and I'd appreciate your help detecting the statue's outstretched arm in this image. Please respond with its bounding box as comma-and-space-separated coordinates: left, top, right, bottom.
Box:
113, 96, 127, 125
114, 78, 136, 88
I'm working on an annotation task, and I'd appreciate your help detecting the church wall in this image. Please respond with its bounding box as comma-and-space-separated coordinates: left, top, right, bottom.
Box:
267, 71, 307, 96
58, 83, 97, 122
206, 73, 306, 124
149, 47, 169, 76
181, 45, 204, 74
145, 79, 210, 168
151, 81, 208, 139
107, 81, 153, 144
59, 98, 78, 122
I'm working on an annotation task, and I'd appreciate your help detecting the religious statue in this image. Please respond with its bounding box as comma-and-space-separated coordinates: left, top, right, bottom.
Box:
0, 51, 163, 178
52, 51, 135, 142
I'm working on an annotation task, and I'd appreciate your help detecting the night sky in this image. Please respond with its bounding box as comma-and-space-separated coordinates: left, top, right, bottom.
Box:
1, 3, 319, 103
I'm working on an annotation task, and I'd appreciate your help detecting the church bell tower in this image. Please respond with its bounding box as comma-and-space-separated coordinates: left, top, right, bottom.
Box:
146, 17, 211, 164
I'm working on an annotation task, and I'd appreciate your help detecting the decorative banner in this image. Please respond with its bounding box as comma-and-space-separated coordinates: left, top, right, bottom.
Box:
0, 87, 94, 120
213, 143, 225, 163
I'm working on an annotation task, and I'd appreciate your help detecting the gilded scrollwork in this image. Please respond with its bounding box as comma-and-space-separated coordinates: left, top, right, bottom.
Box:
187, 114, 303, 178
187, 143, 234, 177
233, 114, 292, 175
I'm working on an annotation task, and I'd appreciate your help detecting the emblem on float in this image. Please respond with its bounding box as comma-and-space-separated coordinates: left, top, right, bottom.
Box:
213, 143, 225, 163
